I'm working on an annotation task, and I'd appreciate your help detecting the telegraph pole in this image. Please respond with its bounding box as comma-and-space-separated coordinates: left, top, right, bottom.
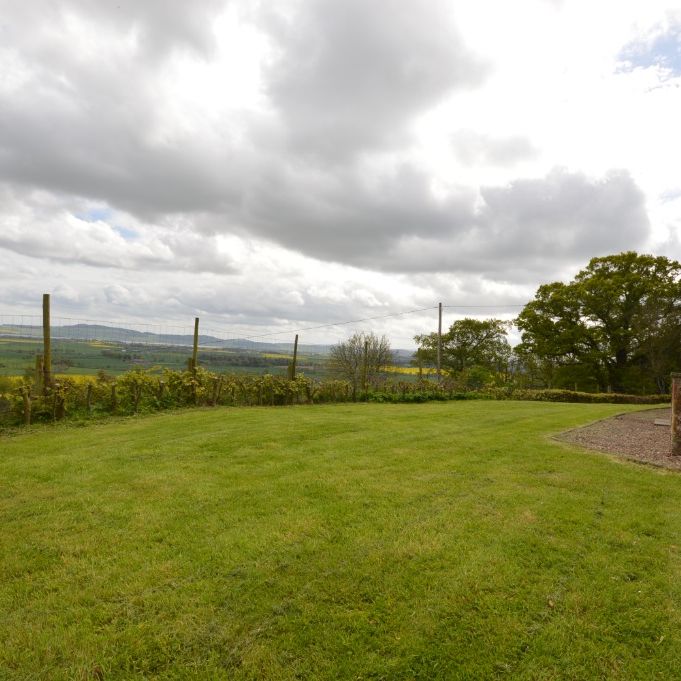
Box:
437, 302, 442, 382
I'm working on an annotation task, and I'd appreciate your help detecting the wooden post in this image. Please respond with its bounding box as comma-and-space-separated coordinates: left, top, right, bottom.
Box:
35, 355, 43, 394
21, 386, 31, 426
362, 339, 369, 400
211, 376, 223, 406
42, 294, 52, 393
86, 383, 93, 414
133, 383, 142, 414
672, 373, 681, 456
437, 302, 442, 383
290, 334, 299, 380
54, 383, 65, 420
192, 317, 199, 375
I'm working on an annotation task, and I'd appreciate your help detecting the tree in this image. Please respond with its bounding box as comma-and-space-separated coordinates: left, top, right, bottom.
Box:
510, 345, 554, 389
328, 332, 393, 399
414, 318, 512, 376
516, 252, 681, 393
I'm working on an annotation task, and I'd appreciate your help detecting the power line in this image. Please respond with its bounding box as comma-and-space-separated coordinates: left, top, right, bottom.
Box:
0, 300, 529, 347
233, 305, 439, 341
213, 303, 527, 342
442, 304, 525, 309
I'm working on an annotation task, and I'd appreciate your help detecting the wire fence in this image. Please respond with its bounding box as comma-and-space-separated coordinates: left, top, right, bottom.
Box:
0, 301, 526, 378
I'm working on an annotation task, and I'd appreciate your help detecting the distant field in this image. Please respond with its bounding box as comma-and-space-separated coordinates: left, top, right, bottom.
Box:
0, 337, 330, 379
1, 401, 680, 679
384, 365, 437, 375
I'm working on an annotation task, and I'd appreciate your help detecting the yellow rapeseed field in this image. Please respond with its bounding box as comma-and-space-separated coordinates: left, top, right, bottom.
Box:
383, 366, 436, 375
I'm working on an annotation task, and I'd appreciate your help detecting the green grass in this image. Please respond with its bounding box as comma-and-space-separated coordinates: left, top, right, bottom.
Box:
1, 401, 680, 680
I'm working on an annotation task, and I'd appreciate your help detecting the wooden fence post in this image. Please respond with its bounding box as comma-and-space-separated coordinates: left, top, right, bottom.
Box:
54, 383, 65, 421
290, 334, 299, 380
22, 386, 31, 426
192, 317, 199, 375
190, 317, 199, 405
211, 376, 223, 406
362, 339, 369, 400
42, 294, 52, 394
672, 373, 681, 456
35, 355, 43, 394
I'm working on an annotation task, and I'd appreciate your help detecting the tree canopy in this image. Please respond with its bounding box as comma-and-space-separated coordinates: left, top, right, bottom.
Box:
415, 318, 511, 378
516, 252, 681, 393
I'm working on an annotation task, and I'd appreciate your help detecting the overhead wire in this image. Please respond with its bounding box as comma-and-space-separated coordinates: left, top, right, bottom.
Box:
0, 300, 529, 349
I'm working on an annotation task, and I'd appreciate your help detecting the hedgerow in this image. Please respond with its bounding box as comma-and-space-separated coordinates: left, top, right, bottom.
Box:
0, 369, 670, 430
479, 387, 669, 405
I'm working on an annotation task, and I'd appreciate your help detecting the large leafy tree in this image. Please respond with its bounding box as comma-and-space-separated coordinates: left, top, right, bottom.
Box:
516, 252, 681, 393
415, 318, 511, 375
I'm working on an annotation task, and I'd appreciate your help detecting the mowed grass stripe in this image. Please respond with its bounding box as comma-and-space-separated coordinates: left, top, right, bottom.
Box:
0, 402, 680, 680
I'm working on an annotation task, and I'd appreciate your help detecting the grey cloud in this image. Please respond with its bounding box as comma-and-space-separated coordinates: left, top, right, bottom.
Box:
476, 169, 648, 258
451, 130, 538, 167
0, 0, 245, 217
261, 0, 487, 159
0, 48, 243, 217
0, 0, 228, 59
199, 165, 648, 282
346, 169, 650, 279
230, 163, 476, 261
2, 60, 470, 264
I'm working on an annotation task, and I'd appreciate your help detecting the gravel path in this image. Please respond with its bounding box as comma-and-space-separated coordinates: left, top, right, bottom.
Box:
556, 407, 681, 470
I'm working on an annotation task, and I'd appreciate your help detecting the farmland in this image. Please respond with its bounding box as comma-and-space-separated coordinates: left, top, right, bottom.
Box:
0, 336, 331, 379
2, 401, 680, 679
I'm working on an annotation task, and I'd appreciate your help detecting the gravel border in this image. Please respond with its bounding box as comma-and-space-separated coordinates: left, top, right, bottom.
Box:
555, 407, 681, 471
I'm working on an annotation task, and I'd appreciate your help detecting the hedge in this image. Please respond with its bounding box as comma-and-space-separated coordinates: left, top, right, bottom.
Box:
0, 369, 670, 430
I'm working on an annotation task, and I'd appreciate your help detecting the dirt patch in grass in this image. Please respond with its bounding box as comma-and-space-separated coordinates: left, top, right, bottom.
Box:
557, 407, 681, 470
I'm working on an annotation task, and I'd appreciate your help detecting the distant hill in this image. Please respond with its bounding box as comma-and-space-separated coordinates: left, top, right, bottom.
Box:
0, 323, 415, 362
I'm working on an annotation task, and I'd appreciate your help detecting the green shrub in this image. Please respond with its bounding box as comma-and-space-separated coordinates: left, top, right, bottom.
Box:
0, 368, 670, 431
480, 387, 669, 405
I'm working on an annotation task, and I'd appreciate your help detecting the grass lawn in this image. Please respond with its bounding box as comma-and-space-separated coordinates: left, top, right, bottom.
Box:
1, 401, 680, 680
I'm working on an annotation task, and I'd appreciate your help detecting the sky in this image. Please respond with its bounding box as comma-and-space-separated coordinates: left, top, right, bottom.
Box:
1, 0, 681, 347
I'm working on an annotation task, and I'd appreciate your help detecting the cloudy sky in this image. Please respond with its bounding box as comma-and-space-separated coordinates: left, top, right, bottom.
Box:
1, 0, 680, 346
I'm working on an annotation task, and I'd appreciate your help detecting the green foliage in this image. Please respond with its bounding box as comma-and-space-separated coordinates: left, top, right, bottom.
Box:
116, 369, 163, 413
481, 387, 669, 404
415, 318, 512, 379
517, 251, 681, 393
368, 390, 473, 403
311, 379, 352, 403
0, 362, 670, 430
